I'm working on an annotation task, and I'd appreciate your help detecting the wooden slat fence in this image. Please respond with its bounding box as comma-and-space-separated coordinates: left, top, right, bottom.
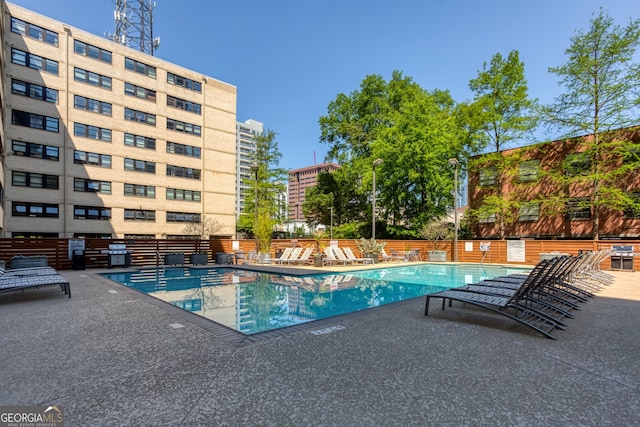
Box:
0, 237, 634, 271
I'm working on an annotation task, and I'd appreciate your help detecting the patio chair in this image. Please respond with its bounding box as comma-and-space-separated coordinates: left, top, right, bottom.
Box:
425, 259, 562, 339
391, 249, 408, 262
381, 248, 404, 263
0, 273, 71, 298
332, 247, 355, 265
408, 248, 422, 261
1, 266, 58, 277
268, 247, 293, 265
280, 247, 302, 264
343, 247, 374, 264
323, 247, 343, 266
290, 247, 313, 265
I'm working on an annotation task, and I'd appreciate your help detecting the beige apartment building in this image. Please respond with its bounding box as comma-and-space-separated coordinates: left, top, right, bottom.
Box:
0, 1, 237, 238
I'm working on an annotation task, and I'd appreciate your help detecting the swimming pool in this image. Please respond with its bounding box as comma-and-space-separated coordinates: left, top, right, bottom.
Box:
102, 264, 528, 335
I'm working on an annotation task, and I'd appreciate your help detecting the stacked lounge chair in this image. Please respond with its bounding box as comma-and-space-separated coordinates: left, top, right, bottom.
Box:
0, 266, 71, 298
425, 251, 612, 339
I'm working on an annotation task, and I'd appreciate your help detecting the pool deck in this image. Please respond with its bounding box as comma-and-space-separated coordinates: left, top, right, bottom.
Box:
1, 262, 639, 426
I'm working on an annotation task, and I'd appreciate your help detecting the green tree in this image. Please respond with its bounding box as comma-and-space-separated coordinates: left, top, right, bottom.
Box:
544, 9, 640, 239
240, 130, 287, 252
319, 71, 468, 236
464, 50, 539, 239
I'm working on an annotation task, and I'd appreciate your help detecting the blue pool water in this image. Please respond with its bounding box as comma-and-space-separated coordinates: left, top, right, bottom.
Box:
102, 264, 528, 335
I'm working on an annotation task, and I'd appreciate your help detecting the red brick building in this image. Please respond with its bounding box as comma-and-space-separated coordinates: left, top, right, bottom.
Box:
288, 163, 340, 221
468, 128, 640, 240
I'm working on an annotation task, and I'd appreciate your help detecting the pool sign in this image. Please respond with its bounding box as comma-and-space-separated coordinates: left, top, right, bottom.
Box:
507, 240, 526, 262
480, 242, 491, 252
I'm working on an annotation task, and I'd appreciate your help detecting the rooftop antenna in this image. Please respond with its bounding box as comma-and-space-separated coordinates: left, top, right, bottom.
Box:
107, 0, 160, 55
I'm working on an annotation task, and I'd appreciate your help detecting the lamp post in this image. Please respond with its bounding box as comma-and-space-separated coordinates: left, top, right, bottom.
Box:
372, 158, 383, 240
448, 158, 459, 262
330, 205, 333, 239
250, 162, 259, 252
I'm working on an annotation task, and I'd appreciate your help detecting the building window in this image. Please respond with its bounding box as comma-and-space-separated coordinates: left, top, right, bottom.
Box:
166, 142, 201, 158
125, 57, 157, 78
623, 192, 640, 219
124, 82, 156, 101
124, 158, 156, 173
166, 165, 201, 180
74, 67, 112, 90
518, 202, 540, 222
74, 95, 112, 115
124, 108, 156, 126
565, 197, 591, 220
12, 141, 59, 161
124, 133, 156, 150
74, 150, 112, 168
12, 171, 59, 189
518, 160, 540, 182
478, 166, 497, 186
12, 202, 59, 217
166, 118, 201, 136
74, 205, 111, 220
73, 40, 112, 63
12, 110, 59, 132
124, 183, 156, 198
12, 79, 58, 103
167, 72, 202, 92
124, 209, 156, 221
166, 188, 201, 202
478, 209, 496, 224
74, 178, 111, 194
564, 152, 591, 176
11, 17, 58, 46
74, 123, 112, 141
166, 212, 201, 222
11, 48, 58, 74
166, 95, 201, 114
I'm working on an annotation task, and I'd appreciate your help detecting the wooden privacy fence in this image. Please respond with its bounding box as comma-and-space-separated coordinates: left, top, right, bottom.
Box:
0, 237, 634, 270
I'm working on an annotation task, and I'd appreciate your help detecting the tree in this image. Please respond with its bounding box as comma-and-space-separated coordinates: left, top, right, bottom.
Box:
240, 130, 287, 253
182, 215, 223, 238
318, 71, 468, 237
544, 9, 640, 239
464, 50, 539, 239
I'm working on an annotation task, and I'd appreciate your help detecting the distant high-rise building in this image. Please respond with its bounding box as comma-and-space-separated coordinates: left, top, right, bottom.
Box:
287, 163, 339, 222
235, 119, 263, 216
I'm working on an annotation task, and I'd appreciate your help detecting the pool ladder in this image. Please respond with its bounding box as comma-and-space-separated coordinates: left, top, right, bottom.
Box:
156, 251, 166, 275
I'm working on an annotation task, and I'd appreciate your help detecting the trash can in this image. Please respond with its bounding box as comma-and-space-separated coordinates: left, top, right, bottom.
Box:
215, 252, 234, 265
72, 250, 86, 270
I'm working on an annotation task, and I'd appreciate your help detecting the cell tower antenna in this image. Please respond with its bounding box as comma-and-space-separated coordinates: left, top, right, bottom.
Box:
107, 0, 160, 55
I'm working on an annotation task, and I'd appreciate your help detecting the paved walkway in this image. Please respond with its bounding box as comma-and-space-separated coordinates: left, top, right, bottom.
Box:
1, 264, 639, 426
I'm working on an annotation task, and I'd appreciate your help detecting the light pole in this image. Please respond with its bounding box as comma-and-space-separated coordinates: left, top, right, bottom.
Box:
448, 158, 459, 262
250, 162, 259, 252
372, 158, 383, 240
330, 205, 333, 239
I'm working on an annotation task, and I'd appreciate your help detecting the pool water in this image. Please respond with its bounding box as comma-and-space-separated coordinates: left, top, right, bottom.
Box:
102, 264, 528, 335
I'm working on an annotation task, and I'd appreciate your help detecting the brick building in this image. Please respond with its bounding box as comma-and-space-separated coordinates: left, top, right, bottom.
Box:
468, 127, 640, 239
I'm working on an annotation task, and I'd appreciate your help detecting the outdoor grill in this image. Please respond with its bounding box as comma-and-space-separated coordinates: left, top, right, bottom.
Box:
103, 244, 133, 268
610, 245, 634, 271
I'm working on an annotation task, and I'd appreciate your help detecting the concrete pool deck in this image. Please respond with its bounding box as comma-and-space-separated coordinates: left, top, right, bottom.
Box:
1, 263, 639, 426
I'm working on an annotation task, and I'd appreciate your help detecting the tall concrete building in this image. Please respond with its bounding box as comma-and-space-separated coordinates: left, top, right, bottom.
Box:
235, 119, 262, 217
0, 1, 237, 238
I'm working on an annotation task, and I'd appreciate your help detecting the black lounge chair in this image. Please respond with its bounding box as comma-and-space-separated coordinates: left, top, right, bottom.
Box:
0, 273, 71, 298
425, 259, 563, 339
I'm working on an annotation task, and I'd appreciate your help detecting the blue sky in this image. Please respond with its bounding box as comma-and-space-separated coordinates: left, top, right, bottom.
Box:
9, 0, 639, 169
